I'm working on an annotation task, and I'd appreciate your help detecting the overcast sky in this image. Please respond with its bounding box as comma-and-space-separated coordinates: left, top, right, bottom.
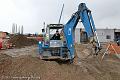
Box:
0, 0, 120, 33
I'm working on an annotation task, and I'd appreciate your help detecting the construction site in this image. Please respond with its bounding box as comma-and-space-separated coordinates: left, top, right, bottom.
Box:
0, 1, 120, 80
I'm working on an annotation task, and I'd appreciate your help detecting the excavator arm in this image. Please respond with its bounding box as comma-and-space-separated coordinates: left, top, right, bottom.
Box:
64, 3, 101, 60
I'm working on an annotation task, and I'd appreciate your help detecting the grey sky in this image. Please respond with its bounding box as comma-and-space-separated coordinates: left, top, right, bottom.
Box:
0, 0, 120, 33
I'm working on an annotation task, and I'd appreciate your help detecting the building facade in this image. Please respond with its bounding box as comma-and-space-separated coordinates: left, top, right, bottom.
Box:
96, 29, 114, 42
75, 28, 120, 43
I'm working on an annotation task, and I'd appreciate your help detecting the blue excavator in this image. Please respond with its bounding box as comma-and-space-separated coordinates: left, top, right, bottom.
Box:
38, 3, 101, 62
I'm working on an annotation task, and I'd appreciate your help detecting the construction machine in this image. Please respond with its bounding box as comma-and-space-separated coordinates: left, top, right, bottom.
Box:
38, 3, 101, 62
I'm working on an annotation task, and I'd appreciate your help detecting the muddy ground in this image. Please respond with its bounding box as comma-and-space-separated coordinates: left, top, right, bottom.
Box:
0, 45, 120, 80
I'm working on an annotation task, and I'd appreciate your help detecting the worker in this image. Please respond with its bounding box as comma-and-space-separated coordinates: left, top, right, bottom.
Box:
51, 30, 61, 40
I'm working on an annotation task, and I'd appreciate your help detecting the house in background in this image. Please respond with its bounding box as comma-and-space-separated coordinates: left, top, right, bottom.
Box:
75, 28, 120, 43
0, 31, 7, 39
96, 29, 114, 42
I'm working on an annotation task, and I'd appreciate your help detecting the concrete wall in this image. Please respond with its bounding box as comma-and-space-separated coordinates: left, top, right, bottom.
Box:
96, 29, 114, 42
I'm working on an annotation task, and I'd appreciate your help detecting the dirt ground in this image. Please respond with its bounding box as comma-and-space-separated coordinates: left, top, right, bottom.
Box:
0, 44, 120, 80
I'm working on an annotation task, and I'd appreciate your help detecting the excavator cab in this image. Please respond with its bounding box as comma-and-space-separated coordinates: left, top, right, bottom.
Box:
39, 24, 71, 60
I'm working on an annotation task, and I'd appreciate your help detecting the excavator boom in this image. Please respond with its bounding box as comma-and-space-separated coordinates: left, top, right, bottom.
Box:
64, 3, 100, 60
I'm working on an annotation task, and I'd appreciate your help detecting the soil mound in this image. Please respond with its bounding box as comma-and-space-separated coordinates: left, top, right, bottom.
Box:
9, 35, 38, 48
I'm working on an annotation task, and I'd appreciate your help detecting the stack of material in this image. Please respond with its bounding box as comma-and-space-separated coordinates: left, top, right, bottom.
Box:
9, 35, 38, 48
